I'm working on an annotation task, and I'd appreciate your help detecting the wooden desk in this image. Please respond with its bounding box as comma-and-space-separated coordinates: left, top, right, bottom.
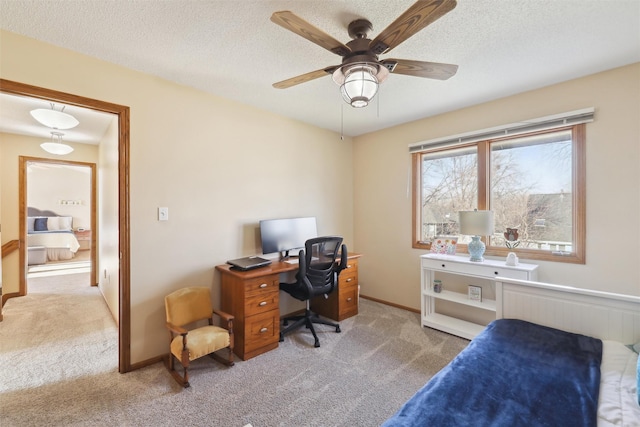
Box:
216, 253, 361, 360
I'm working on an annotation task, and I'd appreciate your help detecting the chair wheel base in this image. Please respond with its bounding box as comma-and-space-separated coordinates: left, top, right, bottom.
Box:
280, 308, 341, 348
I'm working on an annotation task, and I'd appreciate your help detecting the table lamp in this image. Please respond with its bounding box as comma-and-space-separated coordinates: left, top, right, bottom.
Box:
459, 210, 494, 262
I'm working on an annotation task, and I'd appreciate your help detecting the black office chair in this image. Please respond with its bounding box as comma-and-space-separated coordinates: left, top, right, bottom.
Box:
279, 236, 347, 348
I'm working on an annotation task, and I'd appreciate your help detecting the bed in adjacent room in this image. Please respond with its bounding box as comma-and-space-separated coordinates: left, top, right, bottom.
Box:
27, 207, 80, 262
383, 278, 640, 427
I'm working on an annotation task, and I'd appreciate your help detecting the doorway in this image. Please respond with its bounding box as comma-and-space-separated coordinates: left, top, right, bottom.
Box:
23, 160, 96, 285
1, 79, 131, 373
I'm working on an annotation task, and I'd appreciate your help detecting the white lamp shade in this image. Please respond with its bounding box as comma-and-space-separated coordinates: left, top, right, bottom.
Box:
40, 142, 74, 155
459, 210, 494, 236
30, 108, 79, 129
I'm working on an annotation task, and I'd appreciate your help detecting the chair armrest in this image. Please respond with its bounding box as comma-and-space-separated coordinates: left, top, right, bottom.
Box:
166, 321, 187, 336
212, 309, 234, 336
337, 244, 348, 275
212, 308, 234, 323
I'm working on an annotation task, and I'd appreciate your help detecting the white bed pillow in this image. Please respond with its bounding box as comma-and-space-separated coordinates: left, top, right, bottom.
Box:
597, 340, 640, 426
46, 217, 60, 230
46, 216, 73, 231
27, 217, 36, 233
58, 216, 73, 230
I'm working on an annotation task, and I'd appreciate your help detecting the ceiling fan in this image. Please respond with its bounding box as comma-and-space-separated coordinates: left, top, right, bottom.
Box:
271, 0, 459, 108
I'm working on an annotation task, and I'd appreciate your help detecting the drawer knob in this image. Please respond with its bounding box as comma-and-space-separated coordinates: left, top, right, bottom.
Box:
259, 301, 267, 306
494, 271, 499, 275
346, 278, 353, 282
259, 283, 268, 288
347, 297, 352, 302
441, 264, 445, 268
260, 327, 268, 333
347, 264, 352, 268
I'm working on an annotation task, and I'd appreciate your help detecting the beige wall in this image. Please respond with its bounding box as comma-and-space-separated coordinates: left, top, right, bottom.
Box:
353, 63, 640, 309
98, 118, 120, 321
1, 30, 354, 363
0, 133, 98, 292
27, 163, 92, 229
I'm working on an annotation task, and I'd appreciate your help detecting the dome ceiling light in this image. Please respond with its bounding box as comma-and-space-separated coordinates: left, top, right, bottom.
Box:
30, 103, 79, 129
40, 131, 74, 155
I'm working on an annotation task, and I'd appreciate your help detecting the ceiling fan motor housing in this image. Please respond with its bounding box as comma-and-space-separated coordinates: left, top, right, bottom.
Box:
333, 37, 389, 85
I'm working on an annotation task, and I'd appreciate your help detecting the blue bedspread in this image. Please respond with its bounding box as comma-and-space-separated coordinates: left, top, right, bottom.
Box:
383, 319, 602, 427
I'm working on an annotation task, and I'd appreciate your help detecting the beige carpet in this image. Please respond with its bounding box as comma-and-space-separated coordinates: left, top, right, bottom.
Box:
27, 250, 91, 278
0, 273, 468, 427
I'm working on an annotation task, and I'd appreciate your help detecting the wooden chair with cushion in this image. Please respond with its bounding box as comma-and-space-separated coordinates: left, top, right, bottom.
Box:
164, 286, 234, 387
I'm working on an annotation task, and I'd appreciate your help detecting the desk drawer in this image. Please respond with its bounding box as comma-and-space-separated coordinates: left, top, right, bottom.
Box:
340, 271, 357, 287
245, 292, 279, 316
310, 278, 359, 322
338, 283, 358, 319
341, 258, 358, 277
244, 310, 279, 353
244, 275, 279, 296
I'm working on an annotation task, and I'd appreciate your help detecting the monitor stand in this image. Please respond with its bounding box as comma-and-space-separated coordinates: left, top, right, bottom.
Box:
279, 250, 290, 261
279, 250, 300, 261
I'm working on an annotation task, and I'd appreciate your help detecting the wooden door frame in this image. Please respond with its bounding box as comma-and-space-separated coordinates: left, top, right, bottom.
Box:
20, 157, 97, 289
1, 79, 131, 373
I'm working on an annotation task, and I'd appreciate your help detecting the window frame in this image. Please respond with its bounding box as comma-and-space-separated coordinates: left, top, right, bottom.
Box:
412, 124, 586, 264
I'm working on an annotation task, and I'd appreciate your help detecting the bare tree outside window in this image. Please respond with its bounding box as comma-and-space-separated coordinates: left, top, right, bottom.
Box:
420, 147, 477, 242
491, 131, 573, 251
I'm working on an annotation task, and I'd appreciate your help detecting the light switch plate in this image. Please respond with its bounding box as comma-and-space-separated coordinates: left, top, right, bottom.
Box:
158, 207, 169, 221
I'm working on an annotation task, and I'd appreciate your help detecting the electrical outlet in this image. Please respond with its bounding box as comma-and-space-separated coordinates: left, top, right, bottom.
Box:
158, 207, 169, 221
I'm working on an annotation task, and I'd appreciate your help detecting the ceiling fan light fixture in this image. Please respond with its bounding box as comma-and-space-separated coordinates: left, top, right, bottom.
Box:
30, 103, 79, 129
40, 131, 74, 155
333, 63, 388, 108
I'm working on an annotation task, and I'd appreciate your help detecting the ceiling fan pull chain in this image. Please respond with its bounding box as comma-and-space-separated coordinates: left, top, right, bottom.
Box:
340, 104, 344, 140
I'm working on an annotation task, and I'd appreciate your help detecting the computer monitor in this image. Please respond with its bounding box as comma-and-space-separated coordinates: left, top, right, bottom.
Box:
259, 217, 318, 259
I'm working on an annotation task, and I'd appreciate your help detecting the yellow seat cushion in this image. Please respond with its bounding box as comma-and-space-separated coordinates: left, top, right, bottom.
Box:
170, 325, 230, 361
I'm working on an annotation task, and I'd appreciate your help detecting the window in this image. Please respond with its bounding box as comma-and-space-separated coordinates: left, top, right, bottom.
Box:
412, 124, 585, 263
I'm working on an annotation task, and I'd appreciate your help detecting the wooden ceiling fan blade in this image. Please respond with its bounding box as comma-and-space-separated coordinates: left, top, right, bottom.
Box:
370, 0, 457, 55
273, 66, 338, 89
383, 59, 458, 80
271, 11, 351, 56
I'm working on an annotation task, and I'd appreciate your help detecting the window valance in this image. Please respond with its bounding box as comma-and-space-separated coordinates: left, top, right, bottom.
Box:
408, 108, 594, 153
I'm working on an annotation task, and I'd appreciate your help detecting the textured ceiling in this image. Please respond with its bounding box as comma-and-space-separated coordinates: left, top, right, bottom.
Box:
1, 0, 639, 140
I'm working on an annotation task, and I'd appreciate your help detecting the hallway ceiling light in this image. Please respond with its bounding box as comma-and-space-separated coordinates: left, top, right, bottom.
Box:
30, 103, 79, 129
41, 131, 74, 155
